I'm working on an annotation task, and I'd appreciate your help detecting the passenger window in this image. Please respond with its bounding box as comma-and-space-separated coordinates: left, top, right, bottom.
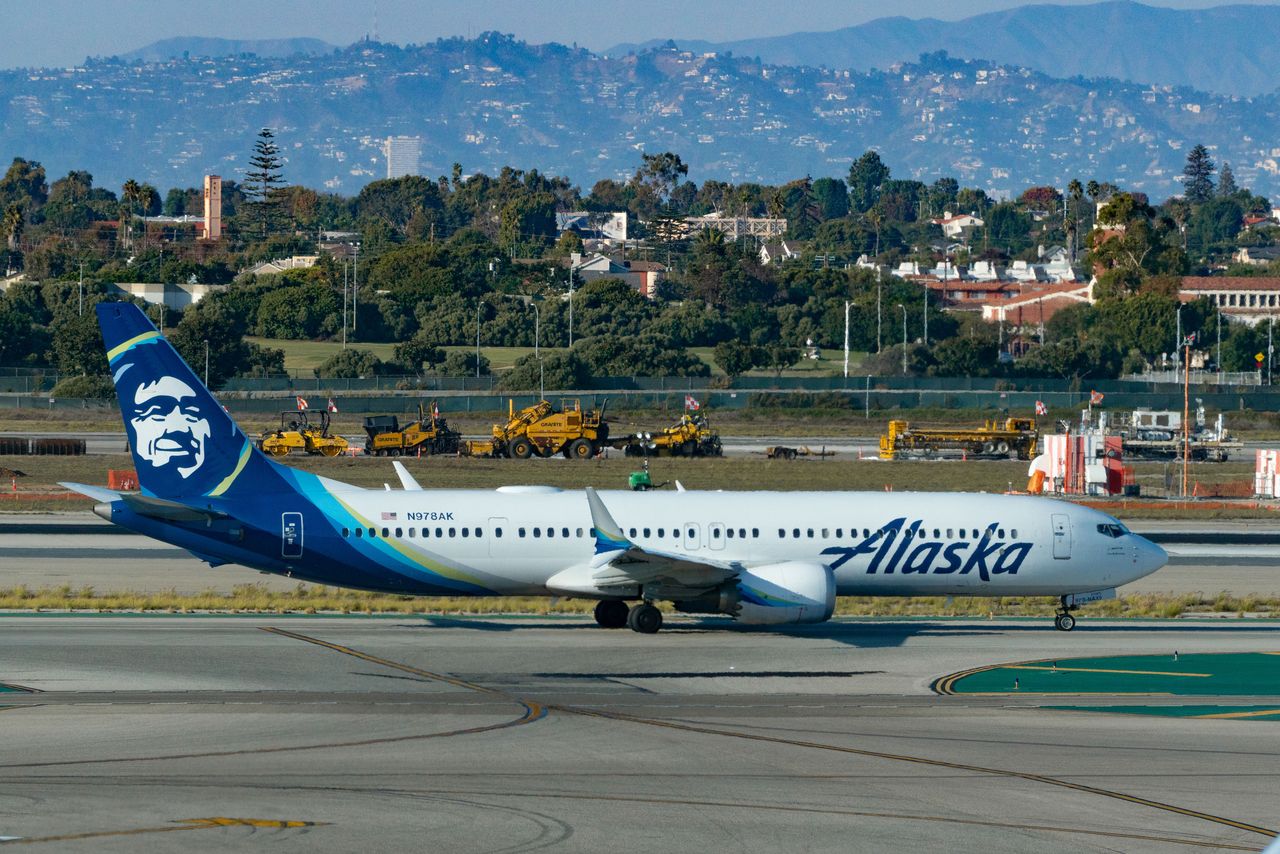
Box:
341, 527, 349, 538
629, 528, 637, 538
933, 529, 940, 539
533, 528, 541, 538
449, 527, 456, 537
380, 528, 389, 538
752, 528, 759, 538
435, 527, 443, 538
476, 528, 484, 538
973, 529, 980, 539
408, 528, 416, 538
836, 528, 843, 538
576, 528, 583, 537
547, 527, 555, 539
562, 527, 569, 538
821, 528, 829, 538
658, 528, 665, 537
495, 527, 503, 538
726, 528, 735, 539
518, 527, 526, 537
354, 528, 363, 538
792, 528, 800, 538
687, 528, 696, 539
395, 527, 403, 538
713, 528, 721, 539
1011, 529, 1018, 538
461, 528, 469, 538
863, 529, 870, 538
946, 528, 953, 538
998, 529, 1005, 539
779, 528, 786, 538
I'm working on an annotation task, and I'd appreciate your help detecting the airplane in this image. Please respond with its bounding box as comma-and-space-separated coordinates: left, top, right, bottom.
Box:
64, 302, 1168, 634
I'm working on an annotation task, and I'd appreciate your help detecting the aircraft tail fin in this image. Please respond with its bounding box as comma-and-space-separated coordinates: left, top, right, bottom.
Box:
97, 302, 266, 502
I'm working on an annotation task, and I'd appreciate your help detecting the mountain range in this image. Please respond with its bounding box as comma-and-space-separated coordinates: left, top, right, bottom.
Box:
5, 26, 1280, 199
610, 1, 1280, 98
117, 37, 336, 64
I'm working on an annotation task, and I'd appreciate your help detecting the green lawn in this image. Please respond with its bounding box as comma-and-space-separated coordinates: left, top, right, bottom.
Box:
248, 337, 865, 377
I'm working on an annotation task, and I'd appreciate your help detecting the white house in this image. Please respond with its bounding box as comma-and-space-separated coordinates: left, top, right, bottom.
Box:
930, 211, 984, 239
759, 240, 801, 266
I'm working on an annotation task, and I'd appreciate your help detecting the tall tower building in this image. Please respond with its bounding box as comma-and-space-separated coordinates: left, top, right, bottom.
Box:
384, 136, 422, 179
202, 174, 222, 240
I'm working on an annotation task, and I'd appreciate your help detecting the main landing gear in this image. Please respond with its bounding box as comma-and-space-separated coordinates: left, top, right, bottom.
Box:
594, 600, 664, 633
593, 600, 629, 629
1054, 597, 1077, 632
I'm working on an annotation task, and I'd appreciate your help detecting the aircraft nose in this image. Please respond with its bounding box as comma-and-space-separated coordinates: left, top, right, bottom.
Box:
1133, 535, 1168, 577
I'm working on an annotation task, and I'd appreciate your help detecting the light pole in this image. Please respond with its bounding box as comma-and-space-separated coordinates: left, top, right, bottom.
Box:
351, 242, 360, 333
529, 300, 540, 359
203, 339, 209, 387
843, 300, 852, 379
897, 303, 907, 375
1175, 304, 1182, 370
342, 262, 348, 349
475, 301, 482, 379
567, 267, 575, 348
1270, 316, 1275, 386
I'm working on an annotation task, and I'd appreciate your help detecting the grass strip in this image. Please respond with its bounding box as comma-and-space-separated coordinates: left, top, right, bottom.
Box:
0, 585, 1277, 617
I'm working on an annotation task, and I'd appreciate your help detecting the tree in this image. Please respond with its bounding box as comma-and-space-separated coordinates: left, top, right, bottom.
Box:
2, 204, 23, 251
440, 350, 490, 377
811, 178, 849, 220
315, 348, 387, 378
1182, 144, 1215, 204
847, 151, 890, 214
713, 340, 765, 378
393, 333, 446, 373
0, 158, 47, 209
1218, 162, 1238, 197
242, 127, 286, 238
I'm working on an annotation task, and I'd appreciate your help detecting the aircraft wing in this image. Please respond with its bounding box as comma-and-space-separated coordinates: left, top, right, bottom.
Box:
584, 487, 739, 590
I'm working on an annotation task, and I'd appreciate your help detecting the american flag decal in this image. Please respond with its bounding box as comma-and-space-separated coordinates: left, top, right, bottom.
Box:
381, 511, 397, 521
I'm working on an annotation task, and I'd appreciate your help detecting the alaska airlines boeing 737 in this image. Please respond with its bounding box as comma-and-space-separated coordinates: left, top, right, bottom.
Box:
64, 303, 1167, 633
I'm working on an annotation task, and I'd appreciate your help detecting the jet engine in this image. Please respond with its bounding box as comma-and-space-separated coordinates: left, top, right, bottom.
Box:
674, 561, 836, 625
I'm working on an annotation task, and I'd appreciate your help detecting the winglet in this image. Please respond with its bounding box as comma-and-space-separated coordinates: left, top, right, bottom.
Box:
391, 461, 422, 491
584, 487, 631, 563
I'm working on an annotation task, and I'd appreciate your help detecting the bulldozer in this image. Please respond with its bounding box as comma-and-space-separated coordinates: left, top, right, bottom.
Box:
363, 402, 461, 457
258, 410, 349, 457
463, 398, 610, 460
617, 414, 722, 457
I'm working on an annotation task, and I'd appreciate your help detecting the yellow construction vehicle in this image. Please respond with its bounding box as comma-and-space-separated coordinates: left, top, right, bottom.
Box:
363, 402, 461, 457
258, 410, 349, 457
879, 417, 1038, 460
617, 414, 722, 457
463, 398, 610, 460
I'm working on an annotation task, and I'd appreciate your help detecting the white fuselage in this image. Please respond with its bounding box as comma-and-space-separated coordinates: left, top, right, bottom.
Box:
328, 485, 1167, 598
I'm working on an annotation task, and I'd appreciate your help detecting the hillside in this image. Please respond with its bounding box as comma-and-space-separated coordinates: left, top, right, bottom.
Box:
5, 35, 1279, 197
609, 1, 1280, 98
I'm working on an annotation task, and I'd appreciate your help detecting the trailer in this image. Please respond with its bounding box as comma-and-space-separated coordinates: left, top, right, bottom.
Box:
1118, 408, 1242, 462
878, 418, 1039, 460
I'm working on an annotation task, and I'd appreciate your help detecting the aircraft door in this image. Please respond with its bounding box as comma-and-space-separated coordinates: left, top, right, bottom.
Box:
683, 523, 701, 551
1051, 513, 1071, 559
708, 522, 726, 551
488, 517, 508, 557
281, 512, 303, 559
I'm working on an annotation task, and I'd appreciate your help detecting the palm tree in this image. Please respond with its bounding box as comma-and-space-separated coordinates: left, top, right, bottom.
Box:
2, 204, 23, 252
120, 179, 142, 250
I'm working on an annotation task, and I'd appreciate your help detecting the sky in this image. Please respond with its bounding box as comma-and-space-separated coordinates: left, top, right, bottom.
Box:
5, 0, 1280, 68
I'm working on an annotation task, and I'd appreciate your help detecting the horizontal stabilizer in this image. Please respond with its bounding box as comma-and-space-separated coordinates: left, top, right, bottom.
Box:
59, 482, 121, 503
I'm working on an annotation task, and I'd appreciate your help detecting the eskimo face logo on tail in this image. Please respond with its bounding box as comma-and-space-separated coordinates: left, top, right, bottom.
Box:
126, 375, 211, 479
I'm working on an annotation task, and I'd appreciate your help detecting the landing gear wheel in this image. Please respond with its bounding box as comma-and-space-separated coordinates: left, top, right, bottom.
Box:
568, 438, 593, 460
1054, 612, 1076, 632
593, 600, 629, 629
627, 603, 663, 634
509, 437, 534, 460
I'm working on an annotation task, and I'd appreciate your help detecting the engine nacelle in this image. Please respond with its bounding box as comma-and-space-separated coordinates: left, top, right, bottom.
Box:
674, 561, 835, 625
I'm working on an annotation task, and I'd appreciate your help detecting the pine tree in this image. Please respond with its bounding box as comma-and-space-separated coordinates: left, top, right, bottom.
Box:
243, 127, 286, 238
1218, 161, 1238, 197
1182, 144, 1215, 204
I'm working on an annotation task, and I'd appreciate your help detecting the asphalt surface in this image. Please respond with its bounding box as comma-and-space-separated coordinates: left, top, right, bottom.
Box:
0, 615, 1276, 852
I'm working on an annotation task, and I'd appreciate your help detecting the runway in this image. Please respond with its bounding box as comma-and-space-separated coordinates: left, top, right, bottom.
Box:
0, 615, 1276, 851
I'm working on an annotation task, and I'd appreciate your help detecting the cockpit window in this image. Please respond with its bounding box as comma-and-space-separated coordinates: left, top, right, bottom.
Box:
1097, 523, 1128, 538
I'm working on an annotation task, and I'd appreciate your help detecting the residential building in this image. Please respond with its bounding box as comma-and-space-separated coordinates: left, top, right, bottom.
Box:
759, 240, 802, 265
556, 211, 628, 242
981, 282, 1093, 325
930, 211, 983, 239
1231, 246, 1280, 266
247, 255, 320, 277
569, 252, 665, 299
